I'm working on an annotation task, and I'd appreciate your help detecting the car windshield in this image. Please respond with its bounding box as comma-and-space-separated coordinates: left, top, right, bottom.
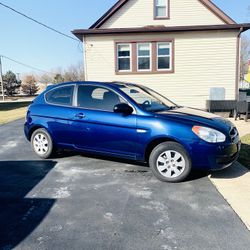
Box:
119, 85, 178, 112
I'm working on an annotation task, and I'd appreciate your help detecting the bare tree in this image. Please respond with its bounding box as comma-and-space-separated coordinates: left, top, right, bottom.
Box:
32, 63, 84, 85
63, 63, 85, 82
240, 35, 250, 82
22, 75, 39, 95
39, 73, 53, 85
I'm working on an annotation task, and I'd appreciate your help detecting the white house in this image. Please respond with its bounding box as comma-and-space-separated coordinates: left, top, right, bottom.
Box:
73, 0, 250, 108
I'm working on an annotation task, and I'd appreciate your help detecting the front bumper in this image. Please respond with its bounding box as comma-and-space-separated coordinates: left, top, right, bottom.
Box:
214, 142, 241, 169
190, 140, 241, 170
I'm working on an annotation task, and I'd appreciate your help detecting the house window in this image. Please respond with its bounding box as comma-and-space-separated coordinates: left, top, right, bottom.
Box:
154, 0, 169, 19
117, 44, 131, 71
137, 43, 151, 71
157, 42, 171, 70
115, 39, 174, 74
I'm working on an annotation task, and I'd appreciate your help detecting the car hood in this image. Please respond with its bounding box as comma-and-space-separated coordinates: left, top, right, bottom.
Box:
155, 107, 234, 132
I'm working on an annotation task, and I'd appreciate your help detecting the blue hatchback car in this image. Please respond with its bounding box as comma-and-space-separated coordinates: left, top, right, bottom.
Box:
24, 81, 241, 182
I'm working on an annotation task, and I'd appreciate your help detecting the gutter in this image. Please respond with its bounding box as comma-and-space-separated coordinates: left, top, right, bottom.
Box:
83, 35, 88, 81
235, 27, 244, 100
72, 23, 250, 41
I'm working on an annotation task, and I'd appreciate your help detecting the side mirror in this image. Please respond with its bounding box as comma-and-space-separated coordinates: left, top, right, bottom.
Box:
113, 103, 133, 115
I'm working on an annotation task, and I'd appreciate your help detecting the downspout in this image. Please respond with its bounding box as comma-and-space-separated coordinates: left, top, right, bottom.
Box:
235, 27, 243, 100
83, 35, 88, 81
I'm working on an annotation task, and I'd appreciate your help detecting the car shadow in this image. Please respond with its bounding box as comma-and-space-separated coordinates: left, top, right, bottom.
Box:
186, 169, 209, 181
56, 149, 147, 167
0, 160, 57, 249
55, 150, 211, 181
209, 161, 248, 179
238, 142, 250, 170
56, 150, 249, 181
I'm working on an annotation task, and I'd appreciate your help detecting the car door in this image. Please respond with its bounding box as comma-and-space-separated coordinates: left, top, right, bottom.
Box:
43, 84, 77, 146
70, 84, 138, 159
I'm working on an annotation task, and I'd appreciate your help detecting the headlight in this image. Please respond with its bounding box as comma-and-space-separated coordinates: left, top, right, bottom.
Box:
192, 126, 226, 143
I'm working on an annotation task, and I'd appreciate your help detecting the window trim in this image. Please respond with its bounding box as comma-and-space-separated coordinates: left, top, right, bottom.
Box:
154, 0, 170, 20
157, 42, 172, 71
116, 43, 132, 72
115, 39, 174, 75
137, 43, 152, 72
76, 84, 136, 114
44, 84, 76, 107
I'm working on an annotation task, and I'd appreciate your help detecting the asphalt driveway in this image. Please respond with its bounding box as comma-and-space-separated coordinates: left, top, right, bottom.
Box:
0, 119, 249, 250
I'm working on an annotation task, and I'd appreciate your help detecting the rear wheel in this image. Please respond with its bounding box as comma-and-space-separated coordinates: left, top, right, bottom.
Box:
149, 142, 191, 182
31, 128, 54, 159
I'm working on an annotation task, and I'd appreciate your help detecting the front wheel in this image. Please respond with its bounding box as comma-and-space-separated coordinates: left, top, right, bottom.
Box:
149, 142, 192, 183
31, 128, 54, 159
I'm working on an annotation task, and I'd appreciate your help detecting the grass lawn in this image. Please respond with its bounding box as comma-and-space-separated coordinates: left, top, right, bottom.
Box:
238, 134, 250, 170
0, 103, 29, 125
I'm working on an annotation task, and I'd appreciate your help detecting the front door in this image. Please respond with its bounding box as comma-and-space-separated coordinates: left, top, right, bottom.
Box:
71, 85, 137, 159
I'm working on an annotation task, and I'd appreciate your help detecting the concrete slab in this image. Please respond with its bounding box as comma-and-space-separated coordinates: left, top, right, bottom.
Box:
210, 162, 250, 230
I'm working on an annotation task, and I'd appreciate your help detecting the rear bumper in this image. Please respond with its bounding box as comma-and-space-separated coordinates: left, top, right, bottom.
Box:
24, 122, 30, 141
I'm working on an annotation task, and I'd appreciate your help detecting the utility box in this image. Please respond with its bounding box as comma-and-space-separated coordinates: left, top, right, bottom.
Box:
209, 87, 225, 100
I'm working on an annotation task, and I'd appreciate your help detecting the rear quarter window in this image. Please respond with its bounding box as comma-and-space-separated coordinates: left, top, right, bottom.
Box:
45, 85, 74, 106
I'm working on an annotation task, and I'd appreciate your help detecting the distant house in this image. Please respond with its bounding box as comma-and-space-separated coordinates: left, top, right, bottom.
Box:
73, 0, 250, 108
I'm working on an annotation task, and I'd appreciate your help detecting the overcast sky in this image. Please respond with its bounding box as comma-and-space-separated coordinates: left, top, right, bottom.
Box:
0, 0, 249, 76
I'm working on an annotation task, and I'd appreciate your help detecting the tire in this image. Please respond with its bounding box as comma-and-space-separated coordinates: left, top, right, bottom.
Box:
31, 128, 54, 159
149, 142, 192, 183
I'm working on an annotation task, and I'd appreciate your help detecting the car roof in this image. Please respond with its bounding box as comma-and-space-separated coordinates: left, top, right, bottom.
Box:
46, 81, 139, 90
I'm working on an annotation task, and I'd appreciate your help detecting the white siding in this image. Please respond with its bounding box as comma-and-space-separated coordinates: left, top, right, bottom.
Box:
84, 31, 238, 109
101, 0, 225, 28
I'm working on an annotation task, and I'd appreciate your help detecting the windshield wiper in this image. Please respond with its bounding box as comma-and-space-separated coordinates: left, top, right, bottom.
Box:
150, 106, 182, 112
168, 106, 179, 110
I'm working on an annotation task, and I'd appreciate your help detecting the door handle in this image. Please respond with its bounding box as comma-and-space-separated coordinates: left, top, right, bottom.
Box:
75, 113, 86, 119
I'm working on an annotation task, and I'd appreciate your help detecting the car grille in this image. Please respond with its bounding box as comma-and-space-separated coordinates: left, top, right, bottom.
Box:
229, 127, 239, 142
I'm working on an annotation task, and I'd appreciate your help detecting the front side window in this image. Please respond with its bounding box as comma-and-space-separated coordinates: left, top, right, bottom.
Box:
45, 85, 74, 106
117, 44, 131, 71
77, 85, 125, 112
157, 42, 171, 70
137, 43, 151, 71
155, 0, 168, 18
